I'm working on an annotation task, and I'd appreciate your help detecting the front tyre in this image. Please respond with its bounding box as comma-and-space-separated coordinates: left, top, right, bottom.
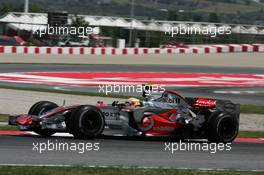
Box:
28, 101, 58, 137
71, 105, 105, 139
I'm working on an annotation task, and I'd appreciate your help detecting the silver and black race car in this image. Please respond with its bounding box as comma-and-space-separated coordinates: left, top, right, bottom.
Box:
9, 89, 240, 143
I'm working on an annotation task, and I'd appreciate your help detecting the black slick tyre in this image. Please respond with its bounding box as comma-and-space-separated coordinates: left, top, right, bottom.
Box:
207, 113, 239, 143
28, 101, 58, 137
71, 105, 105, 139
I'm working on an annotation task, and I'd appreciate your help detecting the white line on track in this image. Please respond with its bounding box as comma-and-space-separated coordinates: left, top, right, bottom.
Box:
214, 90, 264, 94
53, 86, 73, 91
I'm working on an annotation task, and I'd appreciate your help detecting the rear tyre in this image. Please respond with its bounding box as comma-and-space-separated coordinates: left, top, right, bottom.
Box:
70, 105, 105, 139
207, 112, 239, 143
28, 101, 58, 137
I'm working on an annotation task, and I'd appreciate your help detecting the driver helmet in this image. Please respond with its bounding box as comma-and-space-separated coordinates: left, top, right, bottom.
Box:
128, 98, 141, 108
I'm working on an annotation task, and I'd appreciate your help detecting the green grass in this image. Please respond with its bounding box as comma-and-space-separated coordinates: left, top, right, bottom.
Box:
0, 114, 8, 122
193, 2, 260, 14
240, 105, 264, 115
0, 125, 17, 131
0, 166, 263, 175
238, 131, 264, 138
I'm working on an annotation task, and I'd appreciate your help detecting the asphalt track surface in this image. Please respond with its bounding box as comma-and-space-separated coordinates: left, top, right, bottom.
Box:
0, 135, 263, 170
0, 64, 263, 105
0, 64, 263, 170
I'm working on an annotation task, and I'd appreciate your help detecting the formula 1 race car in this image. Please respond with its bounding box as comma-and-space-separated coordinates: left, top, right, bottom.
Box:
9, 90, 240, 143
